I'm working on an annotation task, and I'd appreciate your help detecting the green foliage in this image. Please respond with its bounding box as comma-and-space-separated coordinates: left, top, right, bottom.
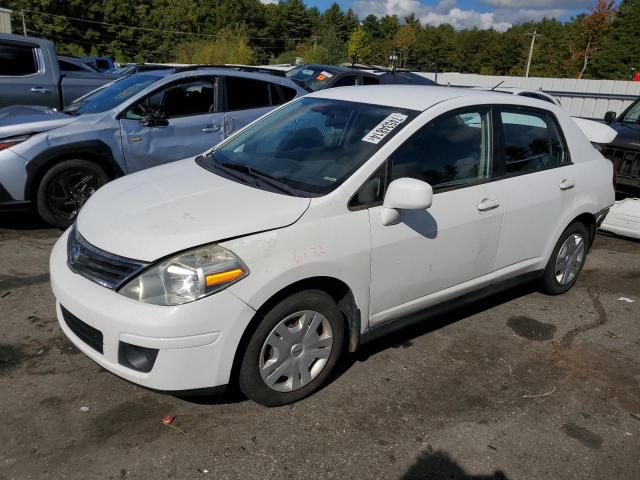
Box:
5, 0, 636, 79
591, 0, 640, 79
173, 28, 257, 65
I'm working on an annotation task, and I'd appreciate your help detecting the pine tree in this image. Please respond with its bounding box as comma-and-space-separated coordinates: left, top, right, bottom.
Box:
591, 0, 640, 79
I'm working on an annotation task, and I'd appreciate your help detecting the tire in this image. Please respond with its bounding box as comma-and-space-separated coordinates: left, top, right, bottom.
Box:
36, 159, 109, 229
238, 290, 345, 407
541, 222, 590, 295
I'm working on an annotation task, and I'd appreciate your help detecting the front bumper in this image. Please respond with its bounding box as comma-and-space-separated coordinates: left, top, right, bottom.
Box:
50, 230, 257, 391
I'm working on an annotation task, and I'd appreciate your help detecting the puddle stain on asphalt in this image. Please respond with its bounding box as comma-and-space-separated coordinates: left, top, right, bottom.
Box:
0, 344, 27, 374
559, 287, 608, 347
0, 273, 50, 291
507, 316, 557, 342
561, 422, 604, 449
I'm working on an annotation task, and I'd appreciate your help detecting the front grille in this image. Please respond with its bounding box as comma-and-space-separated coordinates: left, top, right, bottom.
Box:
67, 226, 148, 290
601, 146, 640, 179
60, 305, 103, 354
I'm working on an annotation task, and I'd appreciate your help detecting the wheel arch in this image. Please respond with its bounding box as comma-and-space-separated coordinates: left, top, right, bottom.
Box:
25, 140, 124, 201
569, 211, 597, 249
229, 276, 361, 387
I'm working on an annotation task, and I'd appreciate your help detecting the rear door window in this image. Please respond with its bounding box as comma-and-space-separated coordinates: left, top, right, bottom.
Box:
0, 42, 39, 76
499, 109, 569, 174
225, 77, 271, 111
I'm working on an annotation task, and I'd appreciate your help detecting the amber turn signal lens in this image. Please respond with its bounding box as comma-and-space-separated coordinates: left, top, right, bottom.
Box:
205, 268, 245, 287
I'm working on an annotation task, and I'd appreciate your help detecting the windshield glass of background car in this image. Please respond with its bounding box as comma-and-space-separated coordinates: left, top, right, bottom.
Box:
622, 99, 640, 123
64, 73, 161, 115
201, 97, 418, 195
286, 66, 340, 92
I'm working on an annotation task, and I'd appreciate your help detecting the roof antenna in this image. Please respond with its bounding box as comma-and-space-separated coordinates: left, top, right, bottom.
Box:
490, 80, 505, 91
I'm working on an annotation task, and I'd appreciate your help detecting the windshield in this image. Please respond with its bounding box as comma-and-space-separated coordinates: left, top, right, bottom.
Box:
199, 97, 418, 196
622, 99, 640, 123
63, 73, 162, 115
286, 65, 342, 92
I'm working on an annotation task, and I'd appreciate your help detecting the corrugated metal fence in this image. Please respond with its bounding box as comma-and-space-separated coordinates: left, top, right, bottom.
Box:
417, 72, 640, 120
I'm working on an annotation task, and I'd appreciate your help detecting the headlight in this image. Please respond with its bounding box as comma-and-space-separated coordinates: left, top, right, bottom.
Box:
0, 134, 30, 151
118, 244, 248, 306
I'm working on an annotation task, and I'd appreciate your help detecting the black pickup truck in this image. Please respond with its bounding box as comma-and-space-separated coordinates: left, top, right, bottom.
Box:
0, 33, 118, 109
602, 97, 640, 196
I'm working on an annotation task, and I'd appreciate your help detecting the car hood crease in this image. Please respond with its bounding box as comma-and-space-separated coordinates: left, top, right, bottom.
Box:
76, 158, 311, 262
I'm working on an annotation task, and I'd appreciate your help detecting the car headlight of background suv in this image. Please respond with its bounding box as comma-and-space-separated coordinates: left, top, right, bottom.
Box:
119, 244, 248, 306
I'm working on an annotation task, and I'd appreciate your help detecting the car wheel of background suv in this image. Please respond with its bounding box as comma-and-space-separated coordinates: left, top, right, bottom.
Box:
541, 222, 590, 295
36, 159, 109, 229
238, 290, 345, 407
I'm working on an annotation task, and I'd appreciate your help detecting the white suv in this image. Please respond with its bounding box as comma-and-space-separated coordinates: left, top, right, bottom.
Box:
50, 86, 614, 406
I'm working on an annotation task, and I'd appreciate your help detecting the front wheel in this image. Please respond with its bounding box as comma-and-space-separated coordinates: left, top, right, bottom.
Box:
541, 222, 589, 295
36, 159, 109, 229
238, 290, 345, 407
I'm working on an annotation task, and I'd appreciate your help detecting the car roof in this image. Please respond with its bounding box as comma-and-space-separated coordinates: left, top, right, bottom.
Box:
308, 85, 497, 111
126, 67, 292, 84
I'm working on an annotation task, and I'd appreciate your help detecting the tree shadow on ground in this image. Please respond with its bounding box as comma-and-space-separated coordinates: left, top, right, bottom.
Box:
403, 450, 508, 480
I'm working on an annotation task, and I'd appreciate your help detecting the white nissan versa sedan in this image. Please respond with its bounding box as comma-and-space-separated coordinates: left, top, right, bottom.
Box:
50, 86, 614, 406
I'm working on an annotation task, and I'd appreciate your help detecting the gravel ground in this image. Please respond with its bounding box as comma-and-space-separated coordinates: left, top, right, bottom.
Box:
0, 213, 639, 480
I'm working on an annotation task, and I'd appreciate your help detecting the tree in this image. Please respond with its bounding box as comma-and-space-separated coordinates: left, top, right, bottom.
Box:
590, 0, 639, 79
570, 0, 616, 78
393, 24, 417, 67
173, 27, 256, 64
347, 27, 371, 65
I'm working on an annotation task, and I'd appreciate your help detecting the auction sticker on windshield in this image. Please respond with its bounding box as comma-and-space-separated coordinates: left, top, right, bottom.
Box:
362, 113, 408, 144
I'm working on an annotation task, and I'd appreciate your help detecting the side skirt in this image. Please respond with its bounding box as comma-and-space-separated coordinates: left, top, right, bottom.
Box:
359, 270, 543, 346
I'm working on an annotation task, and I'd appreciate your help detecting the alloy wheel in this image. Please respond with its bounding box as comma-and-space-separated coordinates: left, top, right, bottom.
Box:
47, 169, 103, 220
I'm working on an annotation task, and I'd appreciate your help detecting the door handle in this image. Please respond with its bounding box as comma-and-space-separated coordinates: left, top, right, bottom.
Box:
477, 198, 500, 212
30, 87, 51, 94
559, 179, 575, 190
202, 123, 221, 133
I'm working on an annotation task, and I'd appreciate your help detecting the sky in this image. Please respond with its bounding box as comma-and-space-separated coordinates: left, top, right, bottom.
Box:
300, 0, 593, 32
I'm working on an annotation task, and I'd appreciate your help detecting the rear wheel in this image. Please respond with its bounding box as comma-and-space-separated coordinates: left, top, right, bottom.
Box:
238, 290, 345, 407
541, 222, 589, 295
36, 159, 109, 229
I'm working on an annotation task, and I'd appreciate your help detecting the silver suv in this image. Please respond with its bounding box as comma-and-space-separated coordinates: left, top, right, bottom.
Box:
0, 68, 306, 227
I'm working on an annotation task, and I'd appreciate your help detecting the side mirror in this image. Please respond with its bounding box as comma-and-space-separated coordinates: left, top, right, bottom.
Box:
381, 178, 433, 226
140, 110, 169, 128
604, 111, 617, 124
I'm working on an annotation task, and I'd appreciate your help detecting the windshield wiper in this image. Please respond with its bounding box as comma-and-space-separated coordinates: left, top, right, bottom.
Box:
218, 161, 298, 196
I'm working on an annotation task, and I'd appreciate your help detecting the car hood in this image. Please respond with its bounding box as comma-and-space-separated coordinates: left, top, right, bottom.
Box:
0, 105, 77, 138
610, 121, 640, 150
77, 158, 311, 262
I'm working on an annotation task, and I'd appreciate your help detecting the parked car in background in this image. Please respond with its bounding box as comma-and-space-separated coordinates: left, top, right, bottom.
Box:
79, 55, 116, 72
600, 197, 640, 239
0, 68, 306, 227
0, 33, 119, 109
50, 86, 614, 406
285, 64, 437, 92
602, 96, 640, 196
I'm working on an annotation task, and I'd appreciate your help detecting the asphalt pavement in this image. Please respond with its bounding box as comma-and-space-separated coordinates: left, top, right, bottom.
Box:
1, 212, 639, 480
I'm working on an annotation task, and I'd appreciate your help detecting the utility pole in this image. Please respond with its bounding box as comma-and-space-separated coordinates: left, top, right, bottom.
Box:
525, 29, 541, 78
20, 10, 27, 37
21, 10, 27, 36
